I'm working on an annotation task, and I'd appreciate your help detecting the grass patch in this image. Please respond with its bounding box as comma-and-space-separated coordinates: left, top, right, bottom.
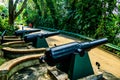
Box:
0, 45, 6, 65
0, 57, 6, 65
0, 45, 2, 49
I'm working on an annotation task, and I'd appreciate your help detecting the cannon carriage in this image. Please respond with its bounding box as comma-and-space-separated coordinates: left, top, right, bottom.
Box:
40, 38, 108, 80
24, 31, 60, 48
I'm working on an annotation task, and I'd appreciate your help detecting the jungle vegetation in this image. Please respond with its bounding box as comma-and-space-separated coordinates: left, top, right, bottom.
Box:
0, 0, 120, 46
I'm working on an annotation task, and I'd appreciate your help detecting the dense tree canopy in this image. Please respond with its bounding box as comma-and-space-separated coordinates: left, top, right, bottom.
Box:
0, 0, 120, 46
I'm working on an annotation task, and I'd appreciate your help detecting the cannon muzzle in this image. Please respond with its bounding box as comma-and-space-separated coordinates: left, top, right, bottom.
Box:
41, 38, 108, 66
24, 31, 60, 43
15, 29, 41, 36
77, 38, 108, 50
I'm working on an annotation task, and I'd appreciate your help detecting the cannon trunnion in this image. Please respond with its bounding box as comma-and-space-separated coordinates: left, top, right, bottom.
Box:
40, 38, 108, 80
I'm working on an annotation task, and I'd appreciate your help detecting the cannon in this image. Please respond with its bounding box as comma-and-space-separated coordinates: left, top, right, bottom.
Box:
14, 29, 41, 39
40, 38, 108, 80
24, 31, 60, 48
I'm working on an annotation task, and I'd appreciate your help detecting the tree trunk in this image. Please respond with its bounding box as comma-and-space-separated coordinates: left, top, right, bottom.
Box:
8, 0, 14, 25
8, 0, 28, 26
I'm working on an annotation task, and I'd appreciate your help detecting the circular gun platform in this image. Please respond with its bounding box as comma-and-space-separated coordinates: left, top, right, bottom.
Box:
0, 36, 21, 44
2, 41, 46, 59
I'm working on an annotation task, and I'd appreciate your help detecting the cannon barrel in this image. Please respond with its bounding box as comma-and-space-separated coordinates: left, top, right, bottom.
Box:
38, 31, 60, 38
24, 31, 60, 43
77, 38, 108, 50
15, 29, 41, 36
42, 38, 108, 66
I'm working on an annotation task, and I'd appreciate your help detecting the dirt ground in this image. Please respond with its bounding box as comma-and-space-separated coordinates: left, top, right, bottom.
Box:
46, 34, 120, 79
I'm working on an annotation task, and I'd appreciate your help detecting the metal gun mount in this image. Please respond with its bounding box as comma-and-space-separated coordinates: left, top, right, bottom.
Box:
24, 31, 60, 48
40, 38, 108, 80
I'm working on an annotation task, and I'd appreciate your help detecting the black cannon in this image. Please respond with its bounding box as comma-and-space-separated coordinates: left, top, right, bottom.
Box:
40, 38, 108, 80
14, 29, 41, 38
24, 31, 60, 48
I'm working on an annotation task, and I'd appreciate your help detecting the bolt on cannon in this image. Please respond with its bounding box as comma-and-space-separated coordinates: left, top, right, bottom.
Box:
40, 38, 108, 80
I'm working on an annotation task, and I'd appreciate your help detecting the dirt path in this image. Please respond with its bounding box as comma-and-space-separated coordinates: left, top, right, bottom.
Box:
89, 48, 120, 78
46, 34, 120, 78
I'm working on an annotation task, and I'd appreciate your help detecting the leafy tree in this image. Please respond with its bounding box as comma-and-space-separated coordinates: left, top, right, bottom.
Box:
0, 4, 8, 18
94, 0, 119, 44
46, 0, 58, 28
22, 0, 41, 27
0, 4, 8, 31
8, 0, 28, 25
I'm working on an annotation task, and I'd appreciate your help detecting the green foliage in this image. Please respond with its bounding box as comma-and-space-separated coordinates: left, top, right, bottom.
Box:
73, 0, 102, 35
0, 31, 2, 35
21, 0, 119, 46
0, 16, 7, 31
0, 58, 6, 65
0, 4, 8, 15
0, 15, 16, 35
0, 17, 18, 36
22, 0, 41, 26
6, 25, 18, 35
94, 1, 120, 46
0, 4, 17, 35
0, 45, 6, 65
0, 4, 8, 31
